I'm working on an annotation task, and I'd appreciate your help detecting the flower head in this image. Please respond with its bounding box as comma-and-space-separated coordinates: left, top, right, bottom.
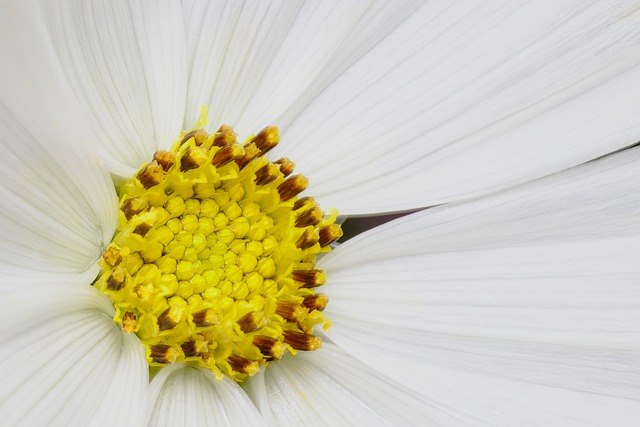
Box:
1, 1, 640, 425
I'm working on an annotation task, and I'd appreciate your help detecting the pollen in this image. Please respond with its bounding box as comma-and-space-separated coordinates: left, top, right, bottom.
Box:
94, 109, 341, 382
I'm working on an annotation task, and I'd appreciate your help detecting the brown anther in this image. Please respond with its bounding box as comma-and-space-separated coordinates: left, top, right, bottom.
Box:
302, 293, 329, 312
217, 124, 234, 133
235, 142, 261, 169
296, 228, 319, 250
276, 301, 308, 323
283, 330, 322, 351
278, 174, 308, 201
213, 125, 237, 147
274, 157, 295, 177
150, 344, 179, 364
181, 340, 207, 357
212, 144, 244, 167
137, 161, 164, 189
319, 223, 343, 246
103, 246, 122, 267
180, 146, 208, 172
121, 197, 148, 220
192, 308, 219, 327
133, 221, 153, 237
228, 354, 260, 375
251, 126, 279, 154
153, 150, 176, 171
293, 196, 314, 211
107, 266, 125, 291
295, 205, 323, 227
292, 269, 327, 288
157, 307, 181, 331
134, 283, 153, 301
254, 163, 280, 186
253, 336, 285, 360
181, 128, 209, 146
181, 340, 198, 357
237, 311, 268, 333
122, 311, 137, 333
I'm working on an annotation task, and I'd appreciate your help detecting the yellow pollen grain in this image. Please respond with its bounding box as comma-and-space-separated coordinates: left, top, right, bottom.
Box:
94, 108, 340, 382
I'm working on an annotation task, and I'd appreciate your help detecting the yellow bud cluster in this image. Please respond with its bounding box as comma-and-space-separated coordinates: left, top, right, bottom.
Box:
95, 112, 341, 382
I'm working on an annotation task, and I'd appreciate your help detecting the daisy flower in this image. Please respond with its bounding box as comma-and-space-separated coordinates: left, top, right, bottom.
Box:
1, 0, 639, 426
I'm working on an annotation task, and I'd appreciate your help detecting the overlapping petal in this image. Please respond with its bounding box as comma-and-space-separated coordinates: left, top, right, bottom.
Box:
246, 342, 455, 426
279, 0, 640, 214
181, 0, 423, 131
23, 0, 640, 216
39, 0, 187, 175
320, 146, 640, 422
0, 0, 117, 274
147, 363, 262, 427
0, 279, 148, 426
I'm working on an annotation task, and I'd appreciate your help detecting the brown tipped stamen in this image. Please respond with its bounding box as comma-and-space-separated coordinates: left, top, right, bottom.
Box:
319, 223, 343, 247
192, 308, 219, 327
153, 150, 176, 171
122, 311, 137, 333
121, 197, 148, 220
278, 174, 308, 201
253, 336, 285, 360
254, 163, 280, 186
237, 311, 268, 333
302, 293, 328, 312
213, 125, 237, 147
212, 144, 243, 167
150, 344, 179, 364
252, 126, 279, 154
276, 301, 308, 323
293, 196, 314, 211
181, 340, 207, 357
293, 269, 327, 288
217, 124, 234, 133
180, 146, 208, 172
103, 246, 122, 267
236, 142, 261, 169
133, 221, 153, 237
296, 228, 319, 250
181, 128, 209, 146
295, 205, 323, 227
157, 306, 181, 331
137, 161, 164, 189
283, 330, 322, 351
274, 158, 295, 177
228, 354, 260, 375
107, 267, 125, 291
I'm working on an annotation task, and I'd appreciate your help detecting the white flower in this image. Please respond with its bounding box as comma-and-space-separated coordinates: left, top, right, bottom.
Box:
0, 1, 639, 426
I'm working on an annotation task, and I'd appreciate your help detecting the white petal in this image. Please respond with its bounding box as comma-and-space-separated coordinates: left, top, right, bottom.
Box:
392, 366, 640, 426
181, 0, 302, 128
324, 145, 640, 268
279, 1, 640, 214
147, 363, 262, 427
325, 240, 640, 394
40, 0, 187, 175
246, 342, 455, 426
0, 1, 117, 273
181, 0, 422, 131
318, 147, 640, 421
0, 279, 148, 426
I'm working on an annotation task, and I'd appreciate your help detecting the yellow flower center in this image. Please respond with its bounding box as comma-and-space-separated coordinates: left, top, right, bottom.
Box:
94, 111, 342, 382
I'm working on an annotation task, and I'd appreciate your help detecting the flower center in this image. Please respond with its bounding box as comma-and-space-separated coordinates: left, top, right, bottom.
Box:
94, 111, 341, 382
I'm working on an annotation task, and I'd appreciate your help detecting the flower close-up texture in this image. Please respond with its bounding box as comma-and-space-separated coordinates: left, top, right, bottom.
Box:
1, 0, 639, 426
